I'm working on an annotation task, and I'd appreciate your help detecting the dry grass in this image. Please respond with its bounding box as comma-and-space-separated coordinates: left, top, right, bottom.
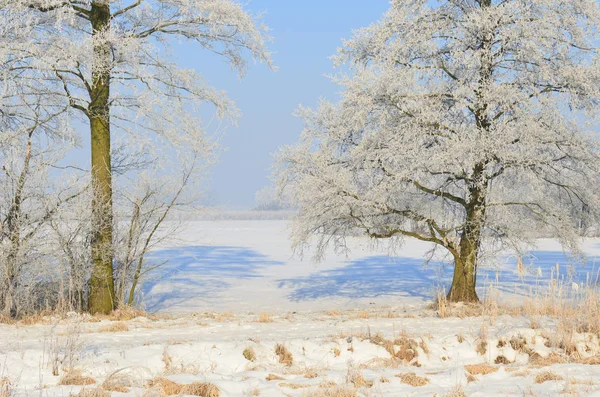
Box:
70, 387, 110, 397
214, 311, 235, 322
266, 374, 285, 381
0, 377, 13, 397
346, 365, 373, 388
303, 367, 321, 379
304, 384, 358, 397
102, 369, 142, 393
369, 330, 420, 365
561, 376, 596, 396
105, 306, 150, 321
393, 332, 420, 364
476, 324, 488, 356
464, 364, 498, 376
279, 382, 311, 389
440, 384, 468, 397
510, 369, 531, 377
180, 383, 220, 397
396, 372, 429, 386
87, 305, 155, 323
147, 377, 220, 397
58, 370, 96, 386
431, 290, 497, 319
578, 356, 600, 365
255, 313, 274, 323
466, 374, 477, 383
99, 321, 129, 332
529, 352, 566, 366
275, 344, 293, 366
534, 371, 564, 384
243, 347, 256, 362
246, 387, 260, 396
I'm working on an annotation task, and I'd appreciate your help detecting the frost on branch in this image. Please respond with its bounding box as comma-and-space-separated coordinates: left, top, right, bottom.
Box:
277, 0, 600, 302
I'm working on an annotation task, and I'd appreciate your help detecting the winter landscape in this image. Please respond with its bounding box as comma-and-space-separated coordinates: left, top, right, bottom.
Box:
2, 0, 600, 396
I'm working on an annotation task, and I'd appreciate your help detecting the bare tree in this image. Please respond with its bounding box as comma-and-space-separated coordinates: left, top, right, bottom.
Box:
113, 153, 203, 306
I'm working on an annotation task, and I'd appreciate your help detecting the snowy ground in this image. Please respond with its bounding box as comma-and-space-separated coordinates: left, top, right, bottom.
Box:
2, 309, 600, 396
141, 220, 600, 314
2, 220, 600, 397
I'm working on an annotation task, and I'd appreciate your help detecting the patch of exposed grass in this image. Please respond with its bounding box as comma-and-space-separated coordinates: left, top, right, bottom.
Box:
255, 313, 274, 323
464, 364, 498, 376
147, 377, 220, 397
99, 321, 129, 332
534, 371, 563, 384
70, 387, 110, 397
58, 371, 96, 386
396, 372, 429, 386
275, 344, 293, 366
243, 347, 256, 362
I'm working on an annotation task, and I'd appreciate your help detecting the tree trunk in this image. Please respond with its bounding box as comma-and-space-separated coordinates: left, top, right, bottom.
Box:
447, 163, 487, 303
448, 0, 492, 303
447, 243, 479, 303
88, 0, 115, 314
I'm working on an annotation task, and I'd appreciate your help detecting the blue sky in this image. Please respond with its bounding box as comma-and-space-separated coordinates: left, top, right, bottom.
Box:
184, 1, 390, 208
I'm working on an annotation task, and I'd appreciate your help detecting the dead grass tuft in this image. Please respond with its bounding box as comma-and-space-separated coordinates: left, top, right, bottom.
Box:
304, 384, 358, 397
440, 384, 468, 397
266, 374, 285, 381
58, 370, 96, 386
243, 347, 256, 362
70, 387, 110, 397
511, 369, 531, 377
279, 382, 311, 389
304, 367, 321, 379
494, 355, 510, 364
464, 364, 498, 376
476, 324, 488, 356
346, 365, 373, 388
181, 383, 220, 397
534, 371, 563, 384
1, 377, 13, 397
215, 311, 235, 322
94, 305, 152, 322
102, 369, 140, 393
147, 377, 220, 397
393, 332, 419, 364
255, 313, 274, 323
354, 311, 370, 319
396, 372, 429, 387
99, 321, 129, 332
529, 352, 566, 366
275, 344, 293, 366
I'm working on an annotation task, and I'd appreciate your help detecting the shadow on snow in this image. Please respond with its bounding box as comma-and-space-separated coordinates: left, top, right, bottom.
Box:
277, 250, 600, 302
141, 246, 283, 311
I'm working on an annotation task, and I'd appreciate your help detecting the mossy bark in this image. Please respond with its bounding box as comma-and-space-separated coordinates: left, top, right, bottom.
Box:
447, 163, 487, 303
88, 0, 115, 314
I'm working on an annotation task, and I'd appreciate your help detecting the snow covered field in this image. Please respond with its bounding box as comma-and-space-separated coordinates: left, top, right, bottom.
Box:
141, 220, 600, 314
2, 220, 600, 397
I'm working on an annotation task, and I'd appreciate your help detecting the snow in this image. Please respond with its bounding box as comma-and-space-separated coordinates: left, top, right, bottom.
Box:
141, 220, 600, 314
2, 220, 600, 396
2, 310, 600, 396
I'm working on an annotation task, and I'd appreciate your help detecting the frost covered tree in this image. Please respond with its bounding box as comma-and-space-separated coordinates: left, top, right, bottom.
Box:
2, 0, 272, 313
277, 0, 600, 302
